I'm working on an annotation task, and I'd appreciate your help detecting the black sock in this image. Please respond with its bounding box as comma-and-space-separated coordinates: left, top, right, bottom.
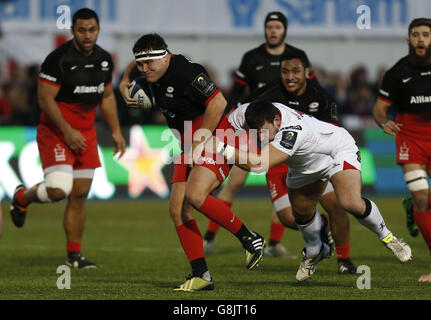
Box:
191, 257, 208, 278
269, 240, 279, 247
67, 251, 81, 259
204, 231, 216, 242
234, 224, 253, 242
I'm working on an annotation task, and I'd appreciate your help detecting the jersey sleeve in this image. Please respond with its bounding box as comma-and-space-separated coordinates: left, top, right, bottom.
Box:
270, 127, 305, 156
315, 86, 339, 125
39, 50, 63, 87
378, 69, 398, 104
228, 103, 249, 130
185, 63, 220, 107
234, 52, 252, 86
104, 54, 114, 86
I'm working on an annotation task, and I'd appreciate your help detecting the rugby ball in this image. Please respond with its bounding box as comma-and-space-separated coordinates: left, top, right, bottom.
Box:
128, 76, 155, 110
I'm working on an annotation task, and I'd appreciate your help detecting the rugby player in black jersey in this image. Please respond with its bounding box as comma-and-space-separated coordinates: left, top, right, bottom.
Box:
373, 18, 431, 283
119, 33, 266, 292
240, 50, 357, 274
203, 11, 317, 259
9, 8, 126, 268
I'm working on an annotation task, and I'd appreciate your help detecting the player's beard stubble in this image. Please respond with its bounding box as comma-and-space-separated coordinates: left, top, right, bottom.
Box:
408, 43, 431, 66
265, 32, 286, 49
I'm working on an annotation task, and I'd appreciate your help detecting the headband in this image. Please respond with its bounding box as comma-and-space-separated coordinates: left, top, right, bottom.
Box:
134, 49, 168, 61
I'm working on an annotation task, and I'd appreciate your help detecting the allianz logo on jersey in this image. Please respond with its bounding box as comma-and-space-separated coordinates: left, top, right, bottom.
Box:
410, 95, 431, 104
73, 83, 105, 94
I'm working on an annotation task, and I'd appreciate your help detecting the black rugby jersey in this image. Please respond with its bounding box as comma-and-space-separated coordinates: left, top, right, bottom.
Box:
247, 80, 339, 124
152, 54, 220, 133
39, 40, 113, 105
378, 56, 431, 114
234, 43, 312, 92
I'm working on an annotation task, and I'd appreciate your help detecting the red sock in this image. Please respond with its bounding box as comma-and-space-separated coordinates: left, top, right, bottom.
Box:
17, 189, 29, 207
335, 243, 350, 260
413, 210, 431, 247
176, 219, 204, 262
199, 196, 242, 234
206, 200, 232, 233
66, 241, 81, 253
269, 222, 285, 242
207, 220, 220, 233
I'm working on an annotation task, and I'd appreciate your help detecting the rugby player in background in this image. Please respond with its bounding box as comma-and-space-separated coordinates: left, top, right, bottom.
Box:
10, 8, 126, 268
373, 18, 431, 283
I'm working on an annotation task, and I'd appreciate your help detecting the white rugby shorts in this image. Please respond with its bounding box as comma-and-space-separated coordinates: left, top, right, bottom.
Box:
286, 128, 361, 189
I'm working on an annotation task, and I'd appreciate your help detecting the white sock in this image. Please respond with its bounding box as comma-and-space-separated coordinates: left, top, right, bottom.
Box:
202, 271, 211, 281
296, 210, 322, 258
357, 199, 391, 240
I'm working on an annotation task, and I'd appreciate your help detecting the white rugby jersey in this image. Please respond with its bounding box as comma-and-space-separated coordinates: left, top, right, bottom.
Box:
228, 102, 356, 174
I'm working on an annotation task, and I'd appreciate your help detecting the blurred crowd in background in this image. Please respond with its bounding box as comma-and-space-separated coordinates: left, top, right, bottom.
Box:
0, 59, 386, 130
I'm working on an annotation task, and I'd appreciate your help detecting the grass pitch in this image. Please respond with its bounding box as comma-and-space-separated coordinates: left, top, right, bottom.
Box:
0, 197, 430, 300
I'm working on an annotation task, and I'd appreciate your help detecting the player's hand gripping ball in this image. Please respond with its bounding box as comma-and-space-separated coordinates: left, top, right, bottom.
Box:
128, 76, 155, 110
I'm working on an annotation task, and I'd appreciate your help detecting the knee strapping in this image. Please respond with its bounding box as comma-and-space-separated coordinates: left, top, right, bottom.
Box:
37, 171, 73, 202
404, 170, 428, 192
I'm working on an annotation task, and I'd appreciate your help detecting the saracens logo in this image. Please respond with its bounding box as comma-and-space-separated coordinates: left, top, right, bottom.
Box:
399, 142, 409, 160
73, 82, 105, 94
309, 102, 319, 112
54, 144, 66, 162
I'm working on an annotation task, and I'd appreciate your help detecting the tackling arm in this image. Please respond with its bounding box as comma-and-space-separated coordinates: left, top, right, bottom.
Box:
217, 140, 290, 173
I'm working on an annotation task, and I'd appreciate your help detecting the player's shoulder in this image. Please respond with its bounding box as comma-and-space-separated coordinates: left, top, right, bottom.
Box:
171, 54, 203, 71
42, 40, 73, 64
170, 54, 208, 81
258, 82, 284, 101
385, 55, 410, 78
284, 43, 307, 55
308, 82, 334, 102
241, 44, 267, 60
93, 44, 113, 61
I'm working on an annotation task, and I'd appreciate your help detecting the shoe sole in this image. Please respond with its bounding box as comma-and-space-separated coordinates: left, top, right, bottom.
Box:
10, 185, 27, 228
66, 261, 98, 269
172, 284, 214, 292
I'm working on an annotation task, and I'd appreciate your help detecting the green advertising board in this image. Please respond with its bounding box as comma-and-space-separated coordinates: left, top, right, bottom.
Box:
0, 125, 376, 200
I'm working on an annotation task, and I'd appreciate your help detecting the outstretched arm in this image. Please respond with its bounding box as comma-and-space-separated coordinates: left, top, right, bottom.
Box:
215, 139, 290, 173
